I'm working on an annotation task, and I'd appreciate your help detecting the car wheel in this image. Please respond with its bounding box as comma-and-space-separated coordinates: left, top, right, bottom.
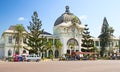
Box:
27, 59, 31, 62
36, 59, 40, 62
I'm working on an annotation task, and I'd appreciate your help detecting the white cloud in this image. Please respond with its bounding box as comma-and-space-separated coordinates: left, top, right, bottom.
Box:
79, 15, 88, 20
18, 17, 25, 21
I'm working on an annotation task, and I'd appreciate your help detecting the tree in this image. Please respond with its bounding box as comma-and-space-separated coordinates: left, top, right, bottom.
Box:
99, 17, 111, 57
25, 11, 44, 55
13, 24, 25, 54
81, 24, 94, 52
91, 46, 99, 53
54, 39, 62, 49
38, 38, 53, 58
109, 26, 114, 35
44, 38, 53, 51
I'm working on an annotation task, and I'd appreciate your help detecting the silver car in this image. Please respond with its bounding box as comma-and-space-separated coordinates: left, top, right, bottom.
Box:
25, 55, 41, 62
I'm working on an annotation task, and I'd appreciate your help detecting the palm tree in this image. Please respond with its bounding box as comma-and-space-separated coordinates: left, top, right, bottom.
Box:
13, 24, 25, 55
45, 39, 53, 50
54, 39, 62, 58
41, 38, 53, 52
38, 38, 53, 58
54, 39, 62, 49
45, 39, 53, 58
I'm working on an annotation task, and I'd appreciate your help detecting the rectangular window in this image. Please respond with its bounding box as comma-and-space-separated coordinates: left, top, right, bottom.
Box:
8, 36, 12, 43
95, 41, 99, 46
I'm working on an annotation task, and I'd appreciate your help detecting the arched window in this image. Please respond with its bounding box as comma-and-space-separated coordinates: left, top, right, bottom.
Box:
55, 50, 59, 58
48, 50, 53, 57
8, 49, 12, 56
23, 50, 26, 53
45, 50, 47, 58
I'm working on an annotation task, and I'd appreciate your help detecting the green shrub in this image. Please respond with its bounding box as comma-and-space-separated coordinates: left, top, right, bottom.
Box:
8, 57, 14, 62
50, 54, 53, 60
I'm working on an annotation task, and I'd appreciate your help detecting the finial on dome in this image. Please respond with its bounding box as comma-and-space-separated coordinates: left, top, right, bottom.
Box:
65, 6, 70, 13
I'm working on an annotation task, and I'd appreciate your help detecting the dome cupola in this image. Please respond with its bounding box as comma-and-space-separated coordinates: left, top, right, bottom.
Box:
54, 6, 81, 26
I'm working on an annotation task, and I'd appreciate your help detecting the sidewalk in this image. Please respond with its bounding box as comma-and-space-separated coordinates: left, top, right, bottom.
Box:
41, 58, 59, 61
0, 59, 5, 62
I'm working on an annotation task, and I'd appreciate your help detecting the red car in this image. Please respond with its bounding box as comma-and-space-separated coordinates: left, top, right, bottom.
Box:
13, 54, 19, 62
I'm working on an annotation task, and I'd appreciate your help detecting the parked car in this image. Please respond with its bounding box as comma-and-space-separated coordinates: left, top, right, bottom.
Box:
13, 54, 19, 62
25, 55, 41, 62
13, 55, 23, 62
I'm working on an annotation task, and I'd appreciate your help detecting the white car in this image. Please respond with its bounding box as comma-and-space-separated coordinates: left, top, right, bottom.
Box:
25, 55, 41, 62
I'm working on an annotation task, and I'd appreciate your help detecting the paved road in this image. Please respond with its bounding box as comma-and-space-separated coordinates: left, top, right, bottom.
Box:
0, 60, 120, 72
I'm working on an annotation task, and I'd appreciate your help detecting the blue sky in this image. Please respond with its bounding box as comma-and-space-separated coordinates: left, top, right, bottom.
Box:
0, 0, 120, 37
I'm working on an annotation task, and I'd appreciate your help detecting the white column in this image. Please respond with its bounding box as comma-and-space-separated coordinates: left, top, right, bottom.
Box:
60, 37, 67, 56
79, 33, 82, 52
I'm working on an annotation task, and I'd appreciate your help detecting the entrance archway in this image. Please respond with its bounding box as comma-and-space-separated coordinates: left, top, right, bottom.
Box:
67, 49, 70, 54
67, 38, 79, 48
67, 38, 79, 45
67, 38, 79, 54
